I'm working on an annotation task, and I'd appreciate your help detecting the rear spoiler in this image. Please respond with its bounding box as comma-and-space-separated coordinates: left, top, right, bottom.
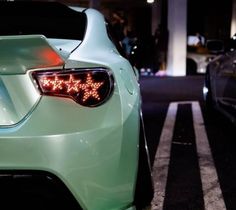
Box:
0, 35, 65, 74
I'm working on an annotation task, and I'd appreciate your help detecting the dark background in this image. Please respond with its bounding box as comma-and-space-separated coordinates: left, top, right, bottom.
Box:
187, 0, 233, 41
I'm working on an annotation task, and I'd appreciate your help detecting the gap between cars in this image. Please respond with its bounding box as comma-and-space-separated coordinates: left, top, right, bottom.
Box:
151, 101, 226, 210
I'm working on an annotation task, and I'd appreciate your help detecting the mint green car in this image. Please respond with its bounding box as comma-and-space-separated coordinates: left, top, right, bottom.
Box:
0, 1, 153, 210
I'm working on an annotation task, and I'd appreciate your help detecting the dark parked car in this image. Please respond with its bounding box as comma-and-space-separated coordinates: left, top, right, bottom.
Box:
204, 49, 236, 124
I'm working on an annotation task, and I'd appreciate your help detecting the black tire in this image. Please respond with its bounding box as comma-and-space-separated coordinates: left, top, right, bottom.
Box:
186, 58, 197, 75
134, 114, 154, 210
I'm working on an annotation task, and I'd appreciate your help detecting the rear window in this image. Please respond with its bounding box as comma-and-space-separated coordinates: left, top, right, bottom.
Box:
0, 1, 87, 40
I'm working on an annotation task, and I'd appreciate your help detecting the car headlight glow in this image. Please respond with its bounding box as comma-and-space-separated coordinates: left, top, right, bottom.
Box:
32, 68, 114, 107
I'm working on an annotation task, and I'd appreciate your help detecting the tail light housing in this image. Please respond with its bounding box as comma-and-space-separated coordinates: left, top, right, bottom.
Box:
32, 68, 114, 107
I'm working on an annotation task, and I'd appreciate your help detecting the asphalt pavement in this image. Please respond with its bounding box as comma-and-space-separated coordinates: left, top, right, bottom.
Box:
140, 75, 236, 210
140, 75, 205, 103
140, 75, 205, 165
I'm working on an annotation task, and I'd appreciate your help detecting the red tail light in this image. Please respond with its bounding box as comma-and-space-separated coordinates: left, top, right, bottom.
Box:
32, 68, 114, 107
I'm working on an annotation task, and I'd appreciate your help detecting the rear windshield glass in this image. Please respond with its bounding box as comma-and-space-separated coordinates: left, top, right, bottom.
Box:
0, 1, 87, 40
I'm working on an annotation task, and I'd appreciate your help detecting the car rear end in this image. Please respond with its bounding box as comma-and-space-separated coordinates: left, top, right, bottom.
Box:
0, 2, 140, 210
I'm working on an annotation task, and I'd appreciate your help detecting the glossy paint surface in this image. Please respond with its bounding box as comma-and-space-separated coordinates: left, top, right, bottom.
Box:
0, 6, 140, 210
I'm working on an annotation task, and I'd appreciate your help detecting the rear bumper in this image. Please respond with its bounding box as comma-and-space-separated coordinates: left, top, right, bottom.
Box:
0, 120, 139, 210
0, 96, 140, 210
0, 170, 137, 210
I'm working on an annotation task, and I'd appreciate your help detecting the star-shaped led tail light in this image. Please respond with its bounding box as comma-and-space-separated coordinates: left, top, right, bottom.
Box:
32, 68, 114, 107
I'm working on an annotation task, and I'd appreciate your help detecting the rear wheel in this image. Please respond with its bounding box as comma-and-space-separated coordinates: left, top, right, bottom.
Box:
134, 113, 154, 210
186, 58, 197, 75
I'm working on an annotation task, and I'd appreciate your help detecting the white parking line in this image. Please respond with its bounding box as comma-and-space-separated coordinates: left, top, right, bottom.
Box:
192, 101, 226, 210
151, 101, 226, 210
151, 102, 177, 210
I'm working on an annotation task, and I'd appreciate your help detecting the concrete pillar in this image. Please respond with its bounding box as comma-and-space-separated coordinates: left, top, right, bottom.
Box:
166, 0, 187, 76
231, 0, 236, 37
89, 0, 100, 10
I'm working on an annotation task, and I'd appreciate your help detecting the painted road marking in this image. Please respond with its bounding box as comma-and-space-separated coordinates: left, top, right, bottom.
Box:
151, 102, 177, 210
151, 101, 226, 210
192, 101, 226, 210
